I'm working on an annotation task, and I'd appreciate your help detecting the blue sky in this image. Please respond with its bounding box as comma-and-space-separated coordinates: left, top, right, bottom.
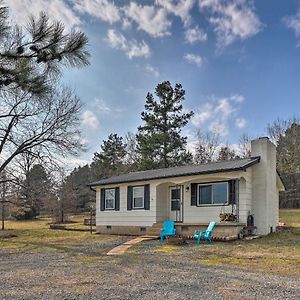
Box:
6, 0, 300, 166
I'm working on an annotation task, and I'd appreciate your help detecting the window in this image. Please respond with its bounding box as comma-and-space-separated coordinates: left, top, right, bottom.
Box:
133, 186, 144, 208
171, 187, 181, 211
105, 188, 115, 209
198, 182, 228, 205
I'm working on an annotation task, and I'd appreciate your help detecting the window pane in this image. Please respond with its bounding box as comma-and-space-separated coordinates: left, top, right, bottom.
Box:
106, 199, 114, 209
199, 185, 212, 205
133, 187, 144, 198
171, 188, 180, 200
134, 197, 143, 208
105, 189, 115, 200
171, 200, 180, 211
213, 183, 228, 204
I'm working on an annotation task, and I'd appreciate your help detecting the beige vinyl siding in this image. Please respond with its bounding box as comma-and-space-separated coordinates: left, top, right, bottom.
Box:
178, 172, 244, 224
96, 171, 251, 227
238, 168, 253, 223
96, 181, 157, 227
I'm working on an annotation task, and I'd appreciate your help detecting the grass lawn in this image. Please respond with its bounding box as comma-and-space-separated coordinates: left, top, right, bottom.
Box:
1, 210, 300, 277
133, 209, 300, 276
0, 217, 121, 255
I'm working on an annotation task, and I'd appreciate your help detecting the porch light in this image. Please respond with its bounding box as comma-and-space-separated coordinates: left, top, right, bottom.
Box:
185, 186, 190, 192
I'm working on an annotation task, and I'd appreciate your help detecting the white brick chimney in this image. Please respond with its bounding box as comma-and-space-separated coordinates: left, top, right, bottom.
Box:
251, 137, 278, 235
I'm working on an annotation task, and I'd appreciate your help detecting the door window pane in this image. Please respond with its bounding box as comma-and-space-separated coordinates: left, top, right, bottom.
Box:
171, 188, 180, 200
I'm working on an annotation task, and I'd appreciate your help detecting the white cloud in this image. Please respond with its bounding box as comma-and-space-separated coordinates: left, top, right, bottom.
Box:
184, 53, 203, 67
231, 94, 245, 103
199, 0, 262, 48
192, 94, 245, 136
82, 110, 99, 130
155, 0, 195, 27
185, 26, 207, 43
283, 9, 300, 45
74, 0, 120, 24
122, 18, 132, 30
145, 64, 160, 77
94, 98, 111, 112
235, 118, 246, 128
5, 0, 81, 30
124, 2, 171, 37
105, 29, 150, 59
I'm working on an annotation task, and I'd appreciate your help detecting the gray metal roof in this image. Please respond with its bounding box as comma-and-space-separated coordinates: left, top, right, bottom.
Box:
89, 156, 260, 186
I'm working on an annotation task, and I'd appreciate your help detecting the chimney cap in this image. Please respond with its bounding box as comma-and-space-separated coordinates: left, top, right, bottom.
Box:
258, 136, 269, 140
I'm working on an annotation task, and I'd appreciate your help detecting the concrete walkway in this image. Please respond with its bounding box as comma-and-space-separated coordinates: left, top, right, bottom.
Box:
107, 236, 158, 256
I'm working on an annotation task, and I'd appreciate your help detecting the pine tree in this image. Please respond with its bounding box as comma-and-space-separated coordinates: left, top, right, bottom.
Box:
277, 123, 300, 174
137, 81, 194, 170
91, 134, 126, 178
65, 165, 94, 211
217, 146, 237, 161
13, 164, 54, 219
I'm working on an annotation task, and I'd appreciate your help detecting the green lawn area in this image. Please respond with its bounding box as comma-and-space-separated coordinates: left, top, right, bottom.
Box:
280, 209, 300, 227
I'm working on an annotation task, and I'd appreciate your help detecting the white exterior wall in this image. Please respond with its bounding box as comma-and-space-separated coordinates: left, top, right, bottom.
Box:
158, 172, 246, 224
251, 137, 278, 235
96, 171, 250, 227
238, 168, 253, 223
95, 181, 157, 227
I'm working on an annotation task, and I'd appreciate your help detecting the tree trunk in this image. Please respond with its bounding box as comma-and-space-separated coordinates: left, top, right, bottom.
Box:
1, 200, 4, 230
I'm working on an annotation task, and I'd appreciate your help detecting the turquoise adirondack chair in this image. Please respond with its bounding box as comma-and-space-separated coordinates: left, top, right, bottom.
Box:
160, 220, 176, 241
194, 221, 216, 244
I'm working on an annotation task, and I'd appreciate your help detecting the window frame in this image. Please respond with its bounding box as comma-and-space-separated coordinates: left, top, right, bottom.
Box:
104, 188, 116, 210
132, 186, 145, 209
197, 181, 229, 206
170, 186, 181, 211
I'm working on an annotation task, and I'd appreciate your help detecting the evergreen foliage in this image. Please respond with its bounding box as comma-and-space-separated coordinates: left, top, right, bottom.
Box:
137, 81, 194, 170
276, 123, 300, 174
91, 134, 127, 179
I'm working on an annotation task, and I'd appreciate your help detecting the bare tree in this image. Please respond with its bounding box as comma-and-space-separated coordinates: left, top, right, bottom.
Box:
124, 132, 140, 170
238, 133, 252, 158
267, 116, 299, 145
217, 145, 237, 161
0, 5, 89, 187
0, 87, 84, 174
194, 129, 220, 164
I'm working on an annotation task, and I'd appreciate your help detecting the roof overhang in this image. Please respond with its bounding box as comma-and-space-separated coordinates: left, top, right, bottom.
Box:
88, 157, 260, 187
276, 172, 285, 191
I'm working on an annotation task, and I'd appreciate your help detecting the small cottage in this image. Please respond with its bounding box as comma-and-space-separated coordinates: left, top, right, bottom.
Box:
89, 137, 285, 237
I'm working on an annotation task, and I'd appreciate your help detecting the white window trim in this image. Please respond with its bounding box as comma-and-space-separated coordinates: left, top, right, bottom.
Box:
132, 186, 144, 209
197, 182, 229, 206
105, 188, 115, 210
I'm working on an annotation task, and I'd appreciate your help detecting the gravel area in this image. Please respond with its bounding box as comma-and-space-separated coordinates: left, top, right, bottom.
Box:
0, 239, 299, 300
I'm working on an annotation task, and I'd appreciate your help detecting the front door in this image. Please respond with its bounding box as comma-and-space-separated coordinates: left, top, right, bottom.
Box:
169, 186, 183, 222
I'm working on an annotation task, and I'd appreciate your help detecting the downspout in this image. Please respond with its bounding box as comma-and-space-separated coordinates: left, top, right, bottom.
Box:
89, 185, 96, 192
